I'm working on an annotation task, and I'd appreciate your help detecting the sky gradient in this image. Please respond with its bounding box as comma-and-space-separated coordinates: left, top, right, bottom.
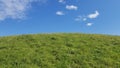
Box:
0, 0, 120, 36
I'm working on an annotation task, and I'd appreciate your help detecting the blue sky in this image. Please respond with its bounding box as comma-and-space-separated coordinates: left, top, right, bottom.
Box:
0, 0, 120, 36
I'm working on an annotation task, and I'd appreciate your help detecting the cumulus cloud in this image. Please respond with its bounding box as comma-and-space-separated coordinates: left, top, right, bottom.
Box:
56, 11, 64, 16
66, 5, 78, 10
0, 0, 42, 21
88, 11, 99, 19
86, 23, 93, 26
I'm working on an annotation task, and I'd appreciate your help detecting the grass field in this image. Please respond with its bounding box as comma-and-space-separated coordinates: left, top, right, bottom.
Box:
0, 33, 120, 68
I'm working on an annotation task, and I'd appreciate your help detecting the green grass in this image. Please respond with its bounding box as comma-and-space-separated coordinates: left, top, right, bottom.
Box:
0, 33, 120, 68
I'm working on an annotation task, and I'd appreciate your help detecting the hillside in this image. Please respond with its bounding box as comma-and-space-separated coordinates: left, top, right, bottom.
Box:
0, 33, 120, 68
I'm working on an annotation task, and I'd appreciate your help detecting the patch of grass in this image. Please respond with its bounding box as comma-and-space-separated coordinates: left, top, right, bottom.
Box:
0, 33, 120, 68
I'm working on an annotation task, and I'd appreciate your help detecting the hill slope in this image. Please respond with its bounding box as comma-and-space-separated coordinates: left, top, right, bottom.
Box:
0, 33, 120, 68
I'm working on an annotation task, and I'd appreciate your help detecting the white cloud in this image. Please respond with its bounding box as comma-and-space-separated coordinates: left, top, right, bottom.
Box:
88, 11, 99, 19
75, 16, 87, 22
66, 5, 78, 10
86, 23, 93, 26
58, 0, 65, 3
75, 16, 82, 21
56, 11, 64, 16
0, 0, 42, 21
83, 18, 87, 21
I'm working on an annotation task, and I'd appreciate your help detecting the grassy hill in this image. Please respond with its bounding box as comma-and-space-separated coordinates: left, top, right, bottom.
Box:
0, 33, 120, 68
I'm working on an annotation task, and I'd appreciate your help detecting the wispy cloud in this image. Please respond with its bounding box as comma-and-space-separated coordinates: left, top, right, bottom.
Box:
56, 11, 65, 16
83, 18, 87, 21
75, 16, 87, 22
58, 0, 65, 4
88, 11, 99, 19
66, 5, 78, 10
0, 0, 42, 21
75, 16, 82, 21
86, 23, 93, 26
